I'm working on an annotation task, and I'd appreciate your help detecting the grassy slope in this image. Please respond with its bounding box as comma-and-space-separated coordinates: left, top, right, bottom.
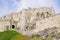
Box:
1, 29, 59, 40
0, 30, 29, 40
0, 30, 20, 40
11, 35, 29, 40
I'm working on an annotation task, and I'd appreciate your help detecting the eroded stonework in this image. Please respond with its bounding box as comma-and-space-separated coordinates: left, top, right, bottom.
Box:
0, 7, 59, 35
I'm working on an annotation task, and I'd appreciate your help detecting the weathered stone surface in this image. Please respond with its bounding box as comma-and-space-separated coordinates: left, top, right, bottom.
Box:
0, 7, 60, 35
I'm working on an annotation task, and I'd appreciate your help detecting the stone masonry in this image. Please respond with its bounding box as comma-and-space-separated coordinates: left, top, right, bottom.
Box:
0, 7, 60, 35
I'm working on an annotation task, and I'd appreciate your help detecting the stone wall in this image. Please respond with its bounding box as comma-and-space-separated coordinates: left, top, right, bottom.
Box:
0, 7, 56, 34
20, 7, 55, 32
0, 20, 10, 31
35, 14, 60, 33
0, 12, 21, 21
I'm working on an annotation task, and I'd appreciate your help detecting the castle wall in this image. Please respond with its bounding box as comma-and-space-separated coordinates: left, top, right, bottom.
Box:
19, 7, 55, 34
0, 20, 10, 31
35, 14, 60, 33
0, 12, 21, 21
22, 7, 55, 23
0, 7, 56, 34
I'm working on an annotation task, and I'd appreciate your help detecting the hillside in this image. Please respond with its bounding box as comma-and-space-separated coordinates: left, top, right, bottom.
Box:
0, 30, 20, 40
0, 28, 60, 40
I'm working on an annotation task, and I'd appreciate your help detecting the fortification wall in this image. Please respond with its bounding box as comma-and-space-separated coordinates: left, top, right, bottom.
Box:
0, 20, 10, 31
0, 7, 56, 34
0, 12, 21, 21
19, 7, 55, 34
35, 14, 60, 33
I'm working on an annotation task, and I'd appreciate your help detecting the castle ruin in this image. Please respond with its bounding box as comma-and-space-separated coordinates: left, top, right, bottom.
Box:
0, 7, 60, 35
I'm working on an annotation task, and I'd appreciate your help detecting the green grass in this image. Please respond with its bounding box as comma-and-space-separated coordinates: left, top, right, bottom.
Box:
0, 30, 29, 40
0, 30, 20, 40
11, 35, 29, 40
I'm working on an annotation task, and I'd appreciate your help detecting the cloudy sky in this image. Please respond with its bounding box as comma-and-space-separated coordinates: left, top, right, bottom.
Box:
0, 0, 60, 17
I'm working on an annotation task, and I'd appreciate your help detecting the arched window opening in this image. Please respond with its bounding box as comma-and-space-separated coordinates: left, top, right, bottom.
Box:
12, 25, 15, 29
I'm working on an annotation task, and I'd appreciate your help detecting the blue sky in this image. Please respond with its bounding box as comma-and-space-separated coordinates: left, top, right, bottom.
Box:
0, 0, 60, 17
